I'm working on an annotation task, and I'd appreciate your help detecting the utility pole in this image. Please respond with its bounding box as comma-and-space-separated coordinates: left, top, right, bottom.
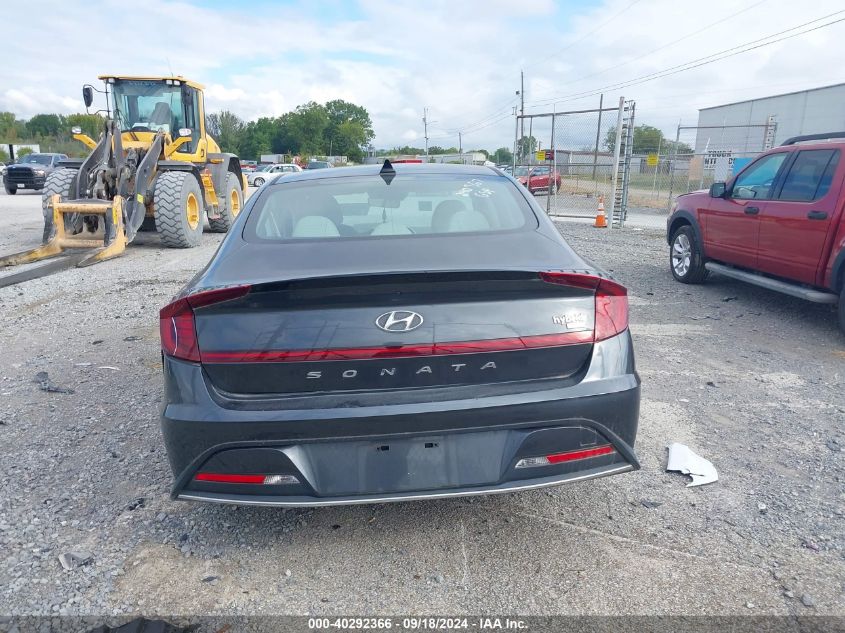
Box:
458, 131, 462, 162
423, 107, 429, 160
519, 71, 525, 161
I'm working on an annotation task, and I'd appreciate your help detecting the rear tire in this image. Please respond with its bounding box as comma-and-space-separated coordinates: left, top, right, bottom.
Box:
153, 171, 204, 248
838, 289, 845, 335
670, 225, 708, 284
253, 177, 265, 187
41, 168, 80, 242
208, 172, 243, 233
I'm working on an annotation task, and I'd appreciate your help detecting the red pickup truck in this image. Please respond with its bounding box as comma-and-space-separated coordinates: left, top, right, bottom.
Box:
666, 132, 845, 333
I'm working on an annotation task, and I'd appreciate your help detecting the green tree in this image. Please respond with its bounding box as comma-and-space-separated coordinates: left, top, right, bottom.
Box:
490, 147, 513, 164
325, 99, 374, 162
0, 112, 19, 140
65, 113, 104, 138
282, 102, 329, 155
26, 114, 64, 138
206, 110, 245, 155
0, 147, 8, 163
16, 147, 33, 159
428, 146, 459, 154
604, 124, 675, 154
239, 117, 275, 160
516, 135, 537, 161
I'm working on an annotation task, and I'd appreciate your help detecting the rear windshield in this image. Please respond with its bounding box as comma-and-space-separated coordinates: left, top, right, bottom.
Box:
244, 173, 536, 241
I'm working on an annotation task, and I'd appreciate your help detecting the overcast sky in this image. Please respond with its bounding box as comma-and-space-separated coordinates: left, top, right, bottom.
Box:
2, 0, 844, 150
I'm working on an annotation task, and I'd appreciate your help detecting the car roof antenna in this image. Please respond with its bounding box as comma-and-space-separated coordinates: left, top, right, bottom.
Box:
380, 159, 396, 185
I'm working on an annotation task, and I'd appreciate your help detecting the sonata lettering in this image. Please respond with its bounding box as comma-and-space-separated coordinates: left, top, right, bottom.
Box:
303, 360, 499, 381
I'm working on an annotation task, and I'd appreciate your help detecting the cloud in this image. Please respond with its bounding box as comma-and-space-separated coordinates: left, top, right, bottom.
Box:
1, 0, 844, 150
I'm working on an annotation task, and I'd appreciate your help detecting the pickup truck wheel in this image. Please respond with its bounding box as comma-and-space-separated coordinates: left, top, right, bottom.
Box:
670, 225, 708, 284
4, 184, 16, 195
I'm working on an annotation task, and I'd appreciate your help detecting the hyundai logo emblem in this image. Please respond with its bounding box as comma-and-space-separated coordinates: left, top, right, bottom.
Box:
375, 310, 424, 332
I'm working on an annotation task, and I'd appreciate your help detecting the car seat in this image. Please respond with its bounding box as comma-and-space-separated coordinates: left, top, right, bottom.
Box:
431, 200, 467, 233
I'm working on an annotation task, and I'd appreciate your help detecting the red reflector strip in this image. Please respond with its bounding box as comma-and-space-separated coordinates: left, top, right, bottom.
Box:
546, 444, 615, 463
200, 330, 595, 363
194, 473, 266, 484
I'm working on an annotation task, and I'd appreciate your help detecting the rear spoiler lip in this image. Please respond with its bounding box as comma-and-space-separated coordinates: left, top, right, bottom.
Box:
188, 268, 611, 297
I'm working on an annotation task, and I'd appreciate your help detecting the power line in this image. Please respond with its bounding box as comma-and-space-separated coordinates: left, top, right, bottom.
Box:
529, 0, 770, 102
437, 96, 519, 134
549, 0, 643, 58
526, 10, 845, 108
430, 3, 642, 136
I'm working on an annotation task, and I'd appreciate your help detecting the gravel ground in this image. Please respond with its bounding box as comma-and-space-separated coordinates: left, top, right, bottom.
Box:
0, 190, 843, 618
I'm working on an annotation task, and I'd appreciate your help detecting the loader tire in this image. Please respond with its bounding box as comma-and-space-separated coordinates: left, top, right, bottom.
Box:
153, 171, 204, 248
138, 216, 157, 232
41, 168, 81, 243
208, 171, 243, 233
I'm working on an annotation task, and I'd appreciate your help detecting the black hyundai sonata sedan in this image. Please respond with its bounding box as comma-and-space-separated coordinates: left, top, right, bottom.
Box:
159, 162, 640, 506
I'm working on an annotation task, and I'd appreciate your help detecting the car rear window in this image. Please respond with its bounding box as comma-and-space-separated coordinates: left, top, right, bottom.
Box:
244, 173, 535, 241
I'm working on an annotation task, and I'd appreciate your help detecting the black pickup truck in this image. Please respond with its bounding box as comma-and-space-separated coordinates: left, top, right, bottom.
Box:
3, 153, 68, 194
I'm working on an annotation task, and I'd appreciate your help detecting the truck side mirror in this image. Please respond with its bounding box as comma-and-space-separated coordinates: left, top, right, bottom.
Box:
709, 182, 726, 198
82, 86, 94, 108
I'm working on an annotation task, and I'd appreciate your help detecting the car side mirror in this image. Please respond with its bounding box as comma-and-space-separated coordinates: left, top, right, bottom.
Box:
709, 182, 726, 198
82, 86, 94, 108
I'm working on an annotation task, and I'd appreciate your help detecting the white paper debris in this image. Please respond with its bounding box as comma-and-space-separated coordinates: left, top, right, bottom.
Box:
666, 442, 718, 487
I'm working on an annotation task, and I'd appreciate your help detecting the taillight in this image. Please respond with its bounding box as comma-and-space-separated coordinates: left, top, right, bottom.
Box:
514, 444, 615, 469
594, 278, 628, 341
159, 285, 251, 362
540, 272, 628, 342
194, 472, 299, 485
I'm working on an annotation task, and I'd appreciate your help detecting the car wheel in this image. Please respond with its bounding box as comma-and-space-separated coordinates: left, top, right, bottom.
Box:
4, 184, 16, 195
253, 177, 265, 187
670, 225, 708, 284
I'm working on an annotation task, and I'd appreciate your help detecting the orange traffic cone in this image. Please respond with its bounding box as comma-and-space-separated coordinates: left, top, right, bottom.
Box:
594, 195, 608, 228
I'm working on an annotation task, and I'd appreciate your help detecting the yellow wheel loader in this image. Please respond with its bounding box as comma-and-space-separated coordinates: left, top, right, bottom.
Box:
0, 76, 248, 268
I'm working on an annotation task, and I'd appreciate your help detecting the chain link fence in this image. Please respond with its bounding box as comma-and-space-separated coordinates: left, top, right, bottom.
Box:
625, 118, 777, 210
513, 97, 635, 222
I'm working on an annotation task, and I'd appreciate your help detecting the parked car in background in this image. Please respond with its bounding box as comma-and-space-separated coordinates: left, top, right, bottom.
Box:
247, 163, 302, 187
514, 166, 561, 194
158, 163, 640, 506
3, 153, 68, 194
305, 160, 332, 170
240, 160, 258, 173
667, 132, 845, 333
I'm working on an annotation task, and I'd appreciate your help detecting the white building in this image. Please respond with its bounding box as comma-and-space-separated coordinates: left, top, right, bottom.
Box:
695, 83, 845, 154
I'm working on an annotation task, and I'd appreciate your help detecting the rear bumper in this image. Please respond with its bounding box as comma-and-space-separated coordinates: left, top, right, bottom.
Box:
179, 463, 635, 507
161, 332, 641, 506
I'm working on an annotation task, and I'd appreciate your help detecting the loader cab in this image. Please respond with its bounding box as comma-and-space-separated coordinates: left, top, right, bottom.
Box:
105, 76, 208, 163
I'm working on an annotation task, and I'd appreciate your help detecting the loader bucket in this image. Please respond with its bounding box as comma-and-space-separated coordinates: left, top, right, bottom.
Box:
0, 195, 128, 269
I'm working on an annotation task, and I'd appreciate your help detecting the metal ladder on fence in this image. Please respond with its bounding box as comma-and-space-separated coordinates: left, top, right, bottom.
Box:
611, 101, 636, 228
